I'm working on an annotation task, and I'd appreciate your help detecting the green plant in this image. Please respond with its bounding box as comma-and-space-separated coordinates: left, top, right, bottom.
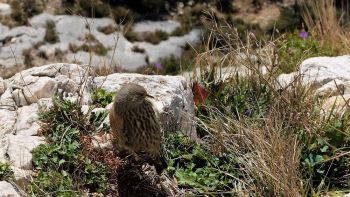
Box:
277, 32, 334, 73
31, 96, 112, 195
299, 115, 350, 190
165, 132, 242, 195
161, 55, 181, 75
91, 88, 114, 108
90, 110, 109, 129
0, 162, 13, 181
33, 141, 81, 171
82, 159, 108, 193
94, 43, 108, 56
31, 171, 79, 196
44, 20, 59, 44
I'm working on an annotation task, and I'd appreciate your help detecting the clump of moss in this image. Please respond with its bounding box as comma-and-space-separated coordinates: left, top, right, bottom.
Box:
10, 0, 44, 26
44, 21, 59, 44
124, 31, 142, 42
131, 45, 146, 53
143, 30, 169, 45
98, 25, 117, 35
0, 162, 14, 181
68, 34, 109, 56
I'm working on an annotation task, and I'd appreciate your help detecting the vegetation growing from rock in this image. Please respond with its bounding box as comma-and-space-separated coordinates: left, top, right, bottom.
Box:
44, 21, 59, 44
9, 0, 44, 26
31, 96, 114, 195
0, 163, 14, 181
3, 0, 350, 196
68, 34, 109, 56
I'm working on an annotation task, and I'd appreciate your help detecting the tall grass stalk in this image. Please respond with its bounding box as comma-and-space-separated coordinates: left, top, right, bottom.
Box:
299, 0, 350, 53
191, 14, 350, 196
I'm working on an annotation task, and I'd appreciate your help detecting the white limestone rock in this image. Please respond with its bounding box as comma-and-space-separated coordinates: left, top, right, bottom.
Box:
0, 88, 15, 107
15, 103, 40, 136
0, 26, 45, 78
93, 73, 196, 137
7, 135, 45, 170
0, 136, 9, 163
277, 55, 350, 114
37, 98, 53, 111
133, 20, 181, 34
11, 77, 58, 106
0, 181, 20, 197
0, 3, 11, 15
322, 94, 350, 116
278, 55, 350, 90
0, 77, 6, 95
0, 108, 16, 135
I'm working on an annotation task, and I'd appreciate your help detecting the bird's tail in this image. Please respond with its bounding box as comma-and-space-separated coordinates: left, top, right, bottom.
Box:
154, 155, 167, 174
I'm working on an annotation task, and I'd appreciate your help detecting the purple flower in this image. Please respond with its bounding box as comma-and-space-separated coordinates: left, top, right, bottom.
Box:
154, 62, 162, 70
299, 31, 308, 39
244, 108, 253, 117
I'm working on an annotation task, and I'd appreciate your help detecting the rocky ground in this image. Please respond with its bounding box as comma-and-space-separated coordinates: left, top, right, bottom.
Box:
0, 12, 201, 78
0, 63, 196, 196
0, 55, 350, 195
0, 0, 302, 79
2, 0, 350, 196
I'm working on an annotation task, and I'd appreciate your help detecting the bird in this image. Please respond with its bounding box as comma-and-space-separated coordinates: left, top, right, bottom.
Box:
109, 83, 167, 173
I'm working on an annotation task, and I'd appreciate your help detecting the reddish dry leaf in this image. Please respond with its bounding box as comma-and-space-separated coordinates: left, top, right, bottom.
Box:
192, 82, 209, 106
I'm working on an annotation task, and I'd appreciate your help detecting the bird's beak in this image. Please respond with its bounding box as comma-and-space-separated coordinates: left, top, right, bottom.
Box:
145, 94, 154, 98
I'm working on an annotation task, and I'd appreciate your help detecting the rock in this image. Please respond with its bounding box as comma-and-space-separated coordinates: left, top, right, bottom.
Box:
37, 98, 53, 111
15, 103, 40, 136
94, 73, 196, 138
322, 94, 350, 116
0, 109, 16, 135
0, 26, 45, 78
133, 20, 181, 34
0, 77, 6, 95
7, 135, 45, 169
1, 13, 201, 78
0, 3, 11, 15
0, 88, 15, 107
81, 105, 90, 115
12, 77, 58, 106
278, 56, 350, 89
0, 181, 20, 197
278, 55, 350, 114
4, 63, 196, 137
0, 136, 8, 162
136, 29, 201, 64
11, 166, 32, 182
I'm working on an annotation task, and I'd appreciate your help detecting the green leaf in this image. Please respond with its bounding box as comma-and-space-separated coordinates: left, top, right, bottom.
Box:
315, 155, 324, 163
320, 145, 329, 153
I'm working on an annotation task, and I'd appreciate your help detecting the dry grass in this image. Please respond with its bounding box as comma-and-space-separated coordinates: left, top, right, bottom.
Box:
299, 0, 350, 53
190, 11, 350, 195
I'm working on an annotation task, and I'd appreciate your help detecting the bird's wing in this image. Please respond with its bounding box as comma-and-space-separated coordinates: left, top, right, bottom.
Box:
109, 104, 124, 141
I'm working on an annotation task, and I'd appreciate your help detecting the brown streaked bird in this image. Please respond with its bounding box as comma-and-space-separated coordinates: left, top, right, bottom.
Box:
109, 83, 166, 173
